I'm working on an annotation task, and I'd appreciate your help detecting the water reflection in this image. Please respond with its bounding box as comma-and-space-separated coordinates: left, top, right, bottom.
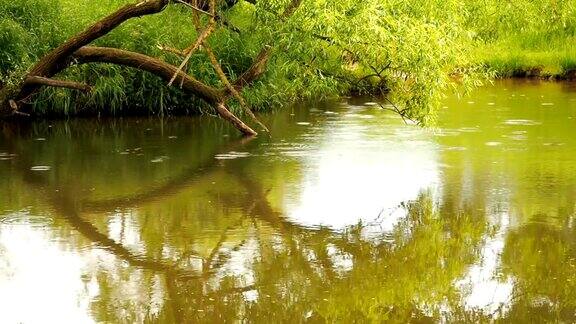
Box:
0, 80, 575, 322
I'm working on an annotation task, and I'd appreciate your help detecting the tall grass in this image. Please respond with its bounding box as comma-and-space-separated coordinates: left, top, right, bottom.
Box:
0, 0, 340, 117
0, 0, 250, 116
464, 0, 576, 79
472, 34, 576, 78
1, 0, 574, 118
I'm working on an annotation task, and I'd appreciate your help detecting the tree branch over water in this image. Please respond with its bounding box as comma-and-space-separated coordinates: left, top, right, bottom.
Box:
0, 0, 304, 136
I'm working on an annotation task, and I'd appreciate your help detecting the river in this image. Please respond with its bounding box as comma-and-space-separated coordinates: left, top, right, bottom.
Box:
1, 79, 575, 322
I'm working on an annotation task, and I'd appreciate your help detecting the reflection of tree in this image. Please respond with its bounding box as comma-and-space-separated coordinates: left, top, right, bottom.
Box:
435, 83, 576, 321
8, 133, 496, 322
79, 135, 255, 213
15, 150, 205, 278
500, 217, 576, 322
5, 83, 576, 321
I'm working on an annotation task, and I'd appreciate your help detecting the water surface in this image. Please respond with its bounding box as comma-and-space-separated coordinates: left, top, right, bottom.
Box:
1, 80, 576, 322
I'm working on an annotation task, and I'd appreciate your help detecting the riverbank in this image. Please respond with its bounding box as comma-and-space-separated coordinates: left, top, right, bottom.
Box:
474, 37, 576, 80
483, 54, 576, 80
1, 0, 574, 121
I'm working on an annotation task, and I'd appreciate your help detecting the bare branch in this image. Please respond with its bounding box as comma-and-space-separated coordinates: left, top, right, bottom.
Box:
204, 44, 270, 132
215, 102, 257, 136
189, 4, 269, 132
167, 0, 217, 86
231, 46, 272, 89
172, 0, 214, 17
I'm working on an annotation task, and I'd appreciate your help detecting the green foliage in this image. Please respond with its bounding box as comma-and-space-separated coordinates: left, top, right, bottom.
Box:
0, 0, 485, 122
464, 0, 576, 78
0, 0, 572, 122
0, 18, 32, 78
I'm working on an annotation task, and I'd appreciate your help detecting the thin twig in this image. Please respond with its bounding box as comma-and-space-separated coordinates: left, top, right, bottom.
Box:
167, 0, 219, 86
203, 44, 270, 132
377, 98, 414, 125
172, 0, 214, 17
190, 5, 270, 133
167, 19, 215, 86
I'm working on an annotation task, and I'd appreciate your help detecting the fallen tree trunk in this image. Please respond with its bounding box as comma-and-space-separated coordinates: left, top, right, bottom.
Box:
71, 46, 258, 135
73, 47, 222, 103
0, 0, 170, 117
0, 0, 303, 136
15, 0, 171, 107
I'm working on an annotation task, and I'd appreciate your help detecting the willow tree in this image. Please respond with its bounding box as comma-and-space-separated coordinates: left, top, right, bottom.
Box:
0, 0, 480, 135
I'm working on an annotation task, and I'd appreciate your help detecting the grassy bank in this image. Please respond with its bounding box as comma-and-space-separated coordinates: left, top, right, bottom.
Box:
465, 0, 576, 80
473, 35, 576, 79
1, 0, 574, 120
0, 0, 205, 116
2, 0, 339, 117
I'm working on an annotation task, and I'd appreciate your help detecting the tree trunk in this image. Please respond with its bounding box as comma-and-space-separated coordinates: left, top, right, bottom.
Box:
1, 0, 169, 115
0, 0, 304, 136
72, 47, 222, 104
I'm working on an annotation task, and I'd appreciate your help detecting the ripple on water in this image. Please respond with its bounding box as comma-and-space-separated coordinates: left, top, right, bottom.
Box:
504, 134, 527, 141
151, 156, 170, 163
543, 142, 565, 147
457, 127, 481, 133
444, 146, 467, 151
434, 130, 461, 137
214, 151, 251, 160
30, 166, 51, 171
503, 119, 542, 126
503, 131, 528, 141
0, 152, 17, 161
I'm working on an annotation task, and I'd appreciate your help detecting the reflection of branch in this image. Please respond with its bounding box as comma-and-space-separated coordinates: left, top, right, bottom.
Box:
165, 273, 185, 324
53, 191, 195, 274
206, 284, 257, 297
229, 167, 339, 278
7, 143, 205, 278
29, 182, 205, 277
80, 136, 255, 213
205, 216, 247, 270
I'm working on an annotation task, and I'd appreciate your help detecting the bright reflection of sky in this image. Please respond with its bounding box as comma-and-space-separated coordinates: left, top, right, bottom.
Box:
284, 108, 440, 230
458, 211, 514, 314
0, 215, 96, 324
1, 96, 554, 321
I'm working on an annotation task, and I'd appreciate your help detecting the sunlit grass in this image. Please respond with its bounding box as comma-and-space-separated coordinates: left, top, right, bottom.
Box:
1, 0, 574, 118
473, 33, 576, 78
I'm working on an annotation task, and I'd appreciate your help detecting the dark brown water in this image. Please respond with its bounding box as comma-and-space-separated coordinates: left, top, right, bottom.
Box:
1, 80, 576, 322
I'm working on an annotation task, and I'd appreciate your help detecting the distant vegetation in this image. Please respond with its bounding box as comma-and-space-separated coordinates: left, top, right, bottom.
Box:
466, 0, 576, 78
0, 0, 573, 126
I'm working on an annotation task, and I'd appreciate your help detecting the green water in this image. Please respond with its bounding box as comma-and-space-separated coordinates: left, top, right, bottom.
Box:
1, 80, 575, 323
